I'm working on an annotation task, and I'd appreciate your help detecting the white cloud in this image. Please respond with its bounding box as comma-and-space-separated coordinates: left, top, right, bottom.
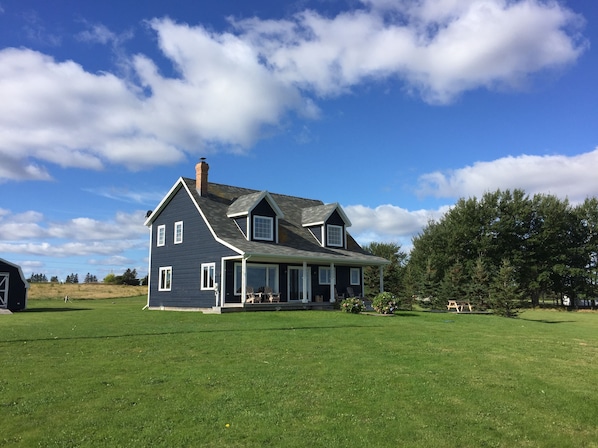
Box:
237, 0, 586, 102
345, 203, 451, 249
417, 147, 598, 203
0, 1, 587, 180
0, 210, 147, 256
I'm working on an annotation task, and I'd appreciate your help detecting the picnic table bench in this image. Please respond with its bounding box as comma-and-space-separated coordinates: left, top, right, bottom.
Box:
447, 300, 473, 313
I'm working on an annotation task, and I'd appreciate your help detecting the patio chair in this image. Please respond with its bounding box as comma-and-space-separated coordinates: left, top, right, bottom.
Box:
264, 286, 280, 303
346, 287, 356, 298
246, 287, 260, 304
335, 288, 345, 301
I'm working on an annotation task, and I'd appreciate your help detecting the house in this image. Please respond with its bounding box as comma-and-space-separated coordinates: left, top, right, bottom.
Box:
144, 159, 389, 312
0, 258, 29, 312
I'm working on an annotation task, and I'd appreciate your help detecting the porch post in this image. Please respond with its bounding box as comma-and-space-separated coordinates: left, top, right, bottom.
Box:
379, 265, 384, 293
219, 258, 225, 307
330, 262, 336, 302
241, 257, 247, 304
361, 268, 365, 297
302, 261, 308, 302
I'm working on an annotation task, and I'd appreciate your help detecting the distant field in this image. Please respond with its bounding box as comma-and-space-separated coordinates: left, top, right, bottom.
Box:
27, 282, 147, 300
1, 298, 597, 447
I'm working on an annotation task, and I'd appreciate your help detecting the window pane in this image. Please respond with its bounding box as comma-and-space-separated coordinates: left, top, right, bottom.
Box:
253, 216, 273, 240
327, 225, 342, 247
157, 225, 165, 246
174, 221, 183, 244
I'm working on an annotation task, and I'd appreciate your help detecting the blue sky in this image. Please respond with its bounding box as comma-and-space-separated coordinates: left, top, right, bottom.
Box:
1, 0, 597, 281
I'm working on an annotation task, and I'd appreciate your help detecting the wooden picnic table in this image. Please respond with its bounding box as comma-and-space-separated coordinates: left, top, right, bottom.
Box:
447, 300, 473, 313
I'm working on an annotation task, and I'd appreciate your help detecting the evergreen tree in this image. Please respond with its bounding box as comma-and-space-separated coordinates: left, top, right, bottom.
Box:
468, 256, 491, 310
490, 259, 521, 317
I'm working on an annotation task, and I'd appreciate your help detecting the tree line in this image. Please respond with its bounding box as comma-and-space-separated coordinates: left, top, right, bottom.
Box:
364, 189, 598, 316
27, 269, 146, 285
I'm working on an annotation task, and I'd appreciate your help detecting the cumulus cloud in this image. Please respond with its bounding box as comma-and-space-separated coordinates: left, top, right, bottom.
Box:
0, 0, 587, 181
345, 146, 598, 248
345, 203, 451, 249
417, 147, 598, 203
0, 209, 147, 250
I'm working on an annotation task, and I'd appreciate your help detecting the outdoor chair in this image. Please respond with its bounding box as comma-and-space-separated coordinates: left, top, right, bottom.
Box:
246, 287, 260, 304
335, 288, 345, 301
264, 286, 280, 303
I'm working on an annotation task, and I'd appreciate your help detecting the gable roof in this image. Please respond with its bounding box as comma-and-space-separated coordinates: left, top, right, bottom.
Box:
0, 258, 30, 289
145, 178, 388, 266
227, 190, 284, 218
302, 203, 351, 227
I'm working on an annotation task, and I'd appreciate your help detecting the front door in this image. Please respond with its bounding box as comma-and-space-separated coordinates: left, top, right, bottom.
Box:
0, 273, 8, 309
288, 267, 311, 301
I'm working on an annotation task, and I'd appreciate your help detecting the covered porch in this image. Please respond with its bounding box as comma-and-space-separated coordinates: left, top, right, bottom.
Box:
217, 253, 388, 308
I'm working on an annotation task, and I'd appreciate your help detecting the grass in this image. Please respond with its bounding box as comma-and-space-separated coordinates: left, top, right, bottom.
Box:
27, 282, 147, 300
1, 297, 597, 447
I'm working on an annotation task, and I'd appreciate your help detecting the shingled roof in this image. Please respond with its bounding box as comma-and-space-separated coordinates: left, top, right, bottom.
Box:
147, 177, 388, 266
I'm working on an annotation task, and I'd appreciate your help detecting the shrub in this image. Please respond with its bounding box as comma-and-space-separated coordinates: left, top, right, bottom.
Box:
340, 298, 366, 314
372, 292, 398, 314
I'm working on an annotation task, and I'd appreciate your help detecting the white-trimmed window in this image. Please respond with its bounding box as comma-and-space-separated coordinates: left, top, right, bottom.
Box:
157, 225, 166, 247
350, 268, 361, 285
319, 267, 334, 285
158, 266, 172, 291
201, 263, 216, 290
234, 263, 278, 295
253, 216, 273, 241
174, 221, 183, 244
327, 224, 343, 247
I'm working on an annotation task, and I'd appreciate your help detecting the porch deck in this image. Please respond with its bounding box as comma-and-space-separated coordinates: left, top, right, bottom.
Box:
218, 301, 335, 313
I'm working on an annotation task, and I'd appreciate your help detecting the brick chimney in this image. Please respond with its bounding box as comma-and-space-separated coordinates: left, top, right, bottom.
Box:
195, 158, 209, 197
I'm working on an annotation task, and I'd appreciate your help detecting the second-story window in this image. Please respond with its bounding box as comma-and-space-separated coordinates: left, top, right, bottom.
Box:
253, 216, 273, 241
157, 225, 166, 247
174, 221, 183, 244
327, 224, 343, 247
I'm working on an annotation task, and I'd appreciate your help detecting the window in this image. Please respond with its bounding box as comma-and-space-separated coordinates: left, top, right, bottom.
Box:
158, 266, 172, 291
174, 221, 183, 244
201, 263, 216, 290
253, 216, 273, 241
350, 268, 361, 285
157, 225, 166, 247
319, 267, 334, 285
327, 224, 343, 247
234, 263, 278, 295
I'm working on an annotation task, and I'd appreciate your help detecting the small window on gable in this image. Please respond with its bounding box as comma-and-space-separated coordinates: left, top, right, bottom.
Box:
201, 263, 216, 290
350, 268, 361, 285
174, 221, 183, 244
327, 224, 343, 247
159, 266, 172, 291
157, 225, 166, 247
253, 216, 273, 241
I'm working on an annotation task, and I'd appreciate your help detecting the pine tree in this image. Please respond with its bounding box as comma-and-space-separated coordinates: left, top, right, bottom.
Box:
491, 259, 521, 317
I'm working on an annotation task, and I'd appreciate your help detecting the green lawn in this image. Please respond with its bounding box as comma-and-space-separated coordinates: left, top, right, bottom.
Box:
1, 298, 597, 447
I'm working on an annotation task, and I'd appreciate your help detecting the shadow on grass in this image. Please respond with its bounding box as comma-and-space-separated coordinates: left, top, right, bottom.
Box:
23, 307, 92, 313
0, 323, 377, 344
519, 317, 576, 324
395, 312, 419, 317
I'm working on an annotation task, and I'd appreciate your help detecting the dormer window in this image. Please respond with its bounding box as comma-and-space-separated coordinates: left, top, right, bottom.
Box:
327, 224, 343, 247
253, 216, 274, 241
228, 191, 283, 243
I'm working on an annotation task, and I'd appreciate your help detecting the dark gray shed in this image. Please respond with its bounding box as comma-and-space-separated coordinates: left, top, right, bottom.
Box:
0, 258, 29, 312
